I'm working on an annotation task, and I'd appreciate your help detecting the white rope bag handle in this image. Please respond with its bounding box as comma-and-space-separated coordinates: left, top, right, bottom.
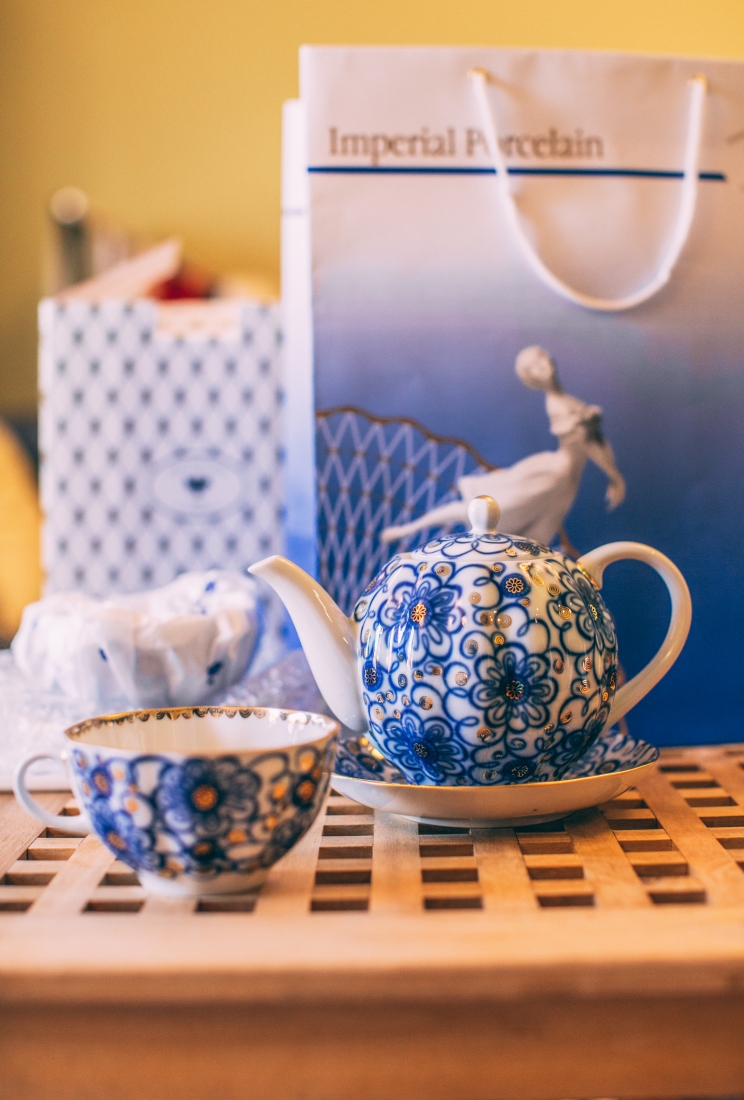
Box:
469, 68, 708, 313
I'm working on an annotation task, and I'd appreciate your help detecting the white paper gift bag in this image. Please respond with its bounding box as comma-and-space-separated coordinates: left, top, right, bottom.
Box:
292, 46, 744, 745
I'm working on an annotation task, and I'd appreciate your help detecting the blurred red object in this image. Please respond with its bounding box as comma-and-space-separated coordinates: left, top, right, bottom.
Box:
151, 262, 215, 300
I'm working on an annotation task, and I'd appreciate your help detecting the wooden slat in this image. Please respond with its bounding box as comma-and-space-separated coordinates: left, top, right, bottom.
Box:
322, 819, 374, 836
0, 793, 70, 876
594, 796, 647, 814
600, 807, 658, 828
642, 876, 706, 904
472, 829, 537, 911
667, 772, 718, 789
635, 767, 744, 907
254, 790, 330, 917
318, 835, 374, 857
598, 790, 647, 810
26, 837, 84, 860
85, 886, 146, 912
523, 852, 583, 879
27, 833, 116, 917
566, 808, 651, 908
89, 886, 147, 902
614, 829, 673, 852
701, 756, 744, 808
5, 860, 61, 885
628, 851, 689, 877
419, 835, 474, 856
325, 800, 373, 817
421, 860, 477, 883
0, 885, 43, 910
309, 882, 370, 901
421, 880, 483, 900
369, 812, 421, 914
45, 824, 89, 838
310, 882, 369, 909
681, 790, 737, 807
532, 878, 595, 905
710, 826, 744, 848
102, 863, 139, 886
419, 854, 476, 868
515, 831, 573, 855
196, 896, 258, 914
692, 805, 744, 826
315, 858, 372, 884
141, 893, 198, 916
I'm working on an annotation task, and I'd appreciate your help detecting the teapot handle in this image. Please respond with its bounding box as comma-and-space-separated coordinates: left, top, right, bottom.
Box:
576, 542, 692, 726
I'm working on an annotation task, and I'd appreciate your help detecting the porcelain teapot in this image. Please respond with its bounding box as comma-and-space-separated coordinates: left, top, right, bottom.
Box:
250, 497, 691, 786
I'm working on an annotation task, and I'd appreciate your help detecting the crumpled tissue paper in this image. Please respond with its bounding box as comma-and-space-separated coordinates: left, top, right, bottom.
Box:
12, 571, 261, 710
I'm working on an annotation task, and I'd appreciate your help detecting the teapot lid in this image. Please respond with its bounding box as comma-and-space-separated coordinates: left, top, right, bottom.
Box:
467, 496, 502, 538
413, 495, 555, 562
365, 495, 580, 600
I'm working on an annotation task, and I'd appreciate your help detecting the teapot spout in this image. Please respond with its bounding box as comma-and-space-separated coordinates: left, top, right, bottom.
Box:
248, 556, 367, 732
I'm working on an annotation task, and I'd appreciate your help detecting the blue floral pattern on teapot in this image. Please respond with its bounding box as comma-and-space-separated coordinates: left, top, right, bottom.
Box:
353, 519, 618, 786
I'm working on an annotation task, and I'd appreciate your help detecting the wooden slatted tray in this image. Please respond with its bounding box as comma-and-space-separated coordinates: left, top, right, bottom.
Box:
4, 744, 744, 916
3, 743, 744, 1100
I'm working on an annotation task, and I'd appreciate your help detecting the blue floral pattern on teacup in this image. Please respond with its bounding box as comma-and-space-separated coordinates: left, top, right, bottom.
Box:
353, 529, 618, 786
68, 707, 336, 883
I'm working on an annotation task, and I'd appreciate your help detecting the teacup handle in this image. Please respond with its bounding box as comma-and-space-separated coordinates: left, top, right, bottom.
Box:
577, 541, 692, 726
13, 751, 92, 836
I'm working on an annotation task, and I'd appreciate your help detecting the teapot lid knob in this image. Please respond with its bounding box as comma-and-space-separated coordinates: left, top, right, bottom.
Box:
468, 495, 501, 536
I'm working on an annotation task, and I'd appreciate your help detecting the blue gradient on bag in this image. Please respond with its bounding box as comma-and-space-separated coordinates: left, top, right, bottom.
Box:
314, 289, 743, 747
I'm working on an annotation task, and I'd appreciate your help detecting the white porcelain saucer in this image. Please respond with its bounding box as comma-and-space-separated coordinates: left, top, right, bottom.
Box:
332, 728, 658, 828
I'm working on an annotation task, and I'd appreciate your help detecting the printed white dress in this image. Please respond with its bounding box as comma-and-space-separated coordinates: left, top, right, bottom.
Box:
457, 393, 604, 546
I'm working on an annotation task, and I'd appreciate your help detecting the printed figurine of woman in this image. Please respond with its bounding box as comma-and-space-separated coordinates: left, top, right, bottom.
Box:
381, 346, 626, 547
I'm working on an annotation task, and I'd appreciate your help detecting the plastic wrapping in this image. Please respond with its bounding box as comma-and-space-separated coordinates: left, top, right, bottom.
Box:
12, 571, 261, 710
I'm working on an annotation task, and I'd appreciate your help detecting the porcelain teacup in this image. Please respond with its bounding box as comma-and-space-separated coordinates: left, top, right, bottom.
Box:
13, 705, 339, 896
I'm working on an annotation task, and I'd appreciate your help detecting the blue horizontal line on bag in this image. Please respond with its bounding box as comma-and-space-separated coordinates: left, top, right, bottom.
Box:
308, 165, 726, 181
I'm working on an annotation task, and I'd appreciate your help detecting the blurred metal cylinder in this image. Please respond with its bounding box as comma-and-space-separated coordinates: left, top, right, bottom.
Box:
49, 186, 91, 289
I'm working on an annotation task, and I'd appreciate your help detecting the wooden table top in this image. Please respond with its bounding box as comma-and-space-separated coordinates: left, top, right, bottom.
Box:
2, 742, 744, 1009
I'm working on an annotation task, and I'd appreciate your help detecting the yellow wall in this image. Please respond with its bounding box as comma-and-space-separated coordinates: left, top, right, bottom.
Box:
1, 0, 743, 414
